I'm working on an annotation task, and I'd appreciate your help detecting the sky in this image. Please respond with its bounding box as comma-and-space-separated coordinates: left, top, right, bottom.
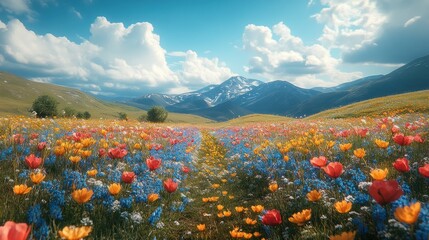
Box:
0, 0, 428, 98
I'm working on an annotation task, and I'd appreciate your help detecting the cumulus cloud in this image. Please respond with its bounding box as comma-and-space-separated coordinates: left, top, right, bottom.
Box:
318, 0, 429, 64
242, 22, 357, 87
0, 17, 234, 96
0, 0, 31, 15
177, 50, 234, 88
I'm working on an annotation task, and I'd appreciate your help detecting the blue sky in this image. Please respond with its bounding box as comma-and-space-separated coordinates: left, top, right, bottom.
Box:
1, 0, 428, 97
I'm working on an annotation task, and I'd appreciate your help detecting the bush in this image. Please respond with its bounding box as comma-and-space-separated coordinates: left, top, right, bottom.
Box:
63, 107, 76, 118
137, 114, 147, 122
118, 112, 128, 121
83, 111, 91, 119
31, 95, 58, 118
147, 106, 168, 123
76, 112, 84, 119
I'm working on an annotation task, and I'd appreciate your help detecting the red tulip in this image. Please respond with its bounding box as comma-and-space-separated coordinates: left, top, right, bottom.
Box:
393, 158, 410, 173
310, 156, 327, 168
355, 128, 368, 137
369, 180, 403, 205
393, 134, 413, 146
322, 162, 343, 178
182, 166, 190, 174
163, 178, 178, 193
0, 221, 31, 240
413, 134, 424, 143
25, 154, 42, 169
262, 209, 282, 226
13, 134, 24, 144
37, 142, 46, 151
121, 171, 135, 183
98, 148, 107, 157
108, 147, 128, 159
418, 164, 429, 178
146, 156, 162, 171
391, 125, 400, 134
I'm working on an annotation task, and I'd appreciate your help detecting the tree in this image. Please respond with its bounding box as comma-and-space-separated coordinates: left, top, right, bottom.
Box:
83, 111, 91, 119
76, 112, 84, 119
31, 95, 58, 118
146, 106, 168, 123
118, 112, 128, 121
63, 107, 76, 118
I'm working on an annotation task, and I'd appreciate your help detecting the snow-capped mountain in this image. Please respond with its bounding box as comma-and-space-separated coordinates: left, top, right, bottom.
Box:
130, 76, 262, 110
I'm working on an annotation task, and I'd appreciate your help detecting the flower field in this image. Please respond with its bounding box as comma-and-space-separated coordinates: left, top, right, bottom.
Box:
0, 114, 428, 239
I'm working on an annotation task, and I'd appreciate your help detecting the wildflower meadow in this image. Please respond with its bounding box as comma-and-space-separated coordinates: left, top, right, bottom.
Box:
0, 114, 428, 239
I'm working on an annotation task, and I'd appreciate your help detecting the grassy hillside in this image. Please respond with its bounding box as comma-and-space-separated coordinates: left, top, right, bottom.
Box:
0, 72, 213, 123
217, 114, 293, 126
308, 90, 429, 119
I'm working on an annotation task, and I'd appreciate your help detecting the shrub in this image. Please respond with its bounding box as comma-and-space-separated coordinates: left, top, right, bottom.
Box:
83, 111, 91, 119
31, 95, 58, 118
118, 112, 128, 121
146, 106, 168, 123
63, 107, 76, 118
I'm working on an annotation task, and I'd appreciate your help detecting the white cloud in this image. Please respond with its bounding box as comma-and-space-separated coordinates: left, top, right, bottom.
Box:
313, 0, 386, 51
0, 0, 31, 15
177, 50, 234, 88
71, 7, 82, 19
242, 22, 357, 87
0, 17, 234, 96
404, 16, 421, 28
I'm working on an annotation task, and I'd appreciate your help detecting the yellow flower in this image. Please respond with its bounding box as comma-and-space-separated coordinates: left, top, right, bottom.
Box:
209, 196, 219, 202
339, 143, 352, 152
394, 202, 421, 224
86, 169, 98, 177
221, 179, 227, 183
288, 209, 311, 226
327, 140, 336, 148
353, 148, 366, 158
212, 183, 220, 189
108, 183, 121, 196
222, 191, 228, 196
72, 188, 93, 204
251, 205, 264, 213
147, 193, 159, 203
283, 155, 290, 161
307, 190, 322, 202
235, 206, 244, 213
30, 172, 45, 184
79, 150, 92, 158
196, 224, 205, 231
223, 210, 232, 217
217, 205, 224, 211
133, 143, 141, 150
245, 218, 257, 225
13, 184, 32, 195
58, 226, 92, 240
370, 168, 388, 180
268, 182, 278, 192
329, 231, 356, 240
69, 156, 81, 163
375, 139, 389, 149
334, 200, 352, 213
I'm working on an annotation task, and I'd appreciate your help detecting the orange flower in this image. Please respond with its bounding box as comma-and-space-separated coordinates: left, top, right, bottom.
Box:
212, 183, 220, 189
72, 188, 93, 204
353, 148, 366, 158
310, 156, 327, 167
235, 206, 244, 212
30, 172, 45, 184
307, 190, 322, 202
268, 182, 278, 192
243, 233, 252, 239
217, 205, 224, 211
288, 209, 311, 226
370, 168, 388, 180
108, 183, 121, 196
196, 224, 205, 231
13, 184, 32, 195
339, 143, 352, 152
394, 202, 421, 224
329, 231, 356, 240
0, 221, 31, 240
222, 191, 228, 196
245, 218, 257, 225
58, 226, 92, 240
334, 200, 352, 213
223, 210, 232, 217
86, 169, 98, 177
375, 139, 389, 149
251, 205, 264, 213
69, 156, 81, 164
253, 232, 261, 237
147, 193, 159, 203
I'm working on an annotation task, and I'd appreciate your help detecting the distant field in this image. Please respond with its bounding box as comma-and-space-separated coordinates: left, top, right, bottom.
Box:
308, 90, 429, 119
0, 72, 213, 124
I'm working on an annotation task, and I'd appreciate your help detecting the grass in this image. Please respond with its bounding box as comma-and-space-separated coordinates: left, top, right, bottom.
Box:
0, 72, 213, 124
308, 90, 429, 119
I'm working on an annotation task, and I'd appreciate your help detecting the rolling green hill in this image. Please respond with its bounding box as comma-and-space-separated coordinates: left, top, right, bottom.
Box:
307, 90, 429, 119
0, 72, 214, 123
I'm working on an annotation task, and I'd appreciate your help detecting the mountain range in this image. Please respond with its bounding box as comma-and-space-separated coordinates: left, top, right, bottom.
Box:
129, 55, 429, 121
